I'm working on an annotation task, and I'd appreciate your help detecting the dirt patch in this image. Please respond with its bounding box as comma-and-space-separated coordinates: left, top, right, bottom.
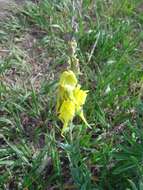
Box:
2, 31, 54, 91
0, 0, 55, 91
0, 0, 34, 20
0, 0, 15, 19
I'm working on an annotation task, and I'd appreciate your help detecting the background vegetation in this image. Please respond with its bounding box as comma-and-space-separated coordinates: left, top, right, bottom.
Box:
0, 0, 143, 189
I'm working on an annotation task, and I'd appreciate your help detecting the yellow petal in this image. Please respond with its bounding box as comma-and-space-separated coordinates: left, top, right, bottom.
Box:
59, 70, 77, 92
59, 100, 75, 134
57, 70, 77, 112
79, 110, 91, 128
73, 85, 88, 110
56, 86, 68, 112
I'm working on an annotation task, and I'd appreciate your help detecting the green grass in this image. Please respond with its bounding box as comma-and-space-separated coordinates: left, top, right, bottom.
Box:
0, 0, 143, 189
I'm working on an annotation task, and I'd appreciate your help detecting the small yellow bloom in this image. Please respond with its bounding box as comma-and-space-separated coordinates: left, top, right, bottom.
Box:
56, 70, 78, 112
73, 86, 90, 127
59, 100, 75, 135
73, 85, 88, 111
56, 86, 68, 112
59, 70, 77, 92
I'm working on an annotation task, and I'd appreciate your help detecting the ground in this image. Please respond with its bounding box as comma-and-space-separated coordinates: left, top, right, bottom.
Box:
0, 0, 143, 190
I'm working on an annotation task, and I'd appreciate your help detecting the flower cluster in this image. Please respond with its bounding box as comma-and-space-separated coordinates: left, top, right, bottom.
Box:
56, 70, 89, 135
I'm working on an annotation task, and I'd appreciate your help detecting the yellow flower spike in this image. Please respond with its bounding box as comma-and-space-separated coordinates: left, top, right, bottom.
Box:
56, 68, 90, 135
59, 100, 75, 135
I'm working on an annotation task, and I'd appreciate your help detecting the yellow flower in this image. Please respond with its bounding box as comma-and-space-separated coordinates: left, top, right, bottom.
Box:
73, 86, 90, 127
56, 70, 77, 112
59, 100, 75, 135
73, 85, 88, 111
59, 70, 77, 92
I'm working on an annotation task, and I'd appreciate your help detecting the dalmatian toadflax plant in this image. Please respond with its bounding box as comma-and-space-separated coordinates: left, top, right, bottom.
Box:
56, 39, 90, 136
